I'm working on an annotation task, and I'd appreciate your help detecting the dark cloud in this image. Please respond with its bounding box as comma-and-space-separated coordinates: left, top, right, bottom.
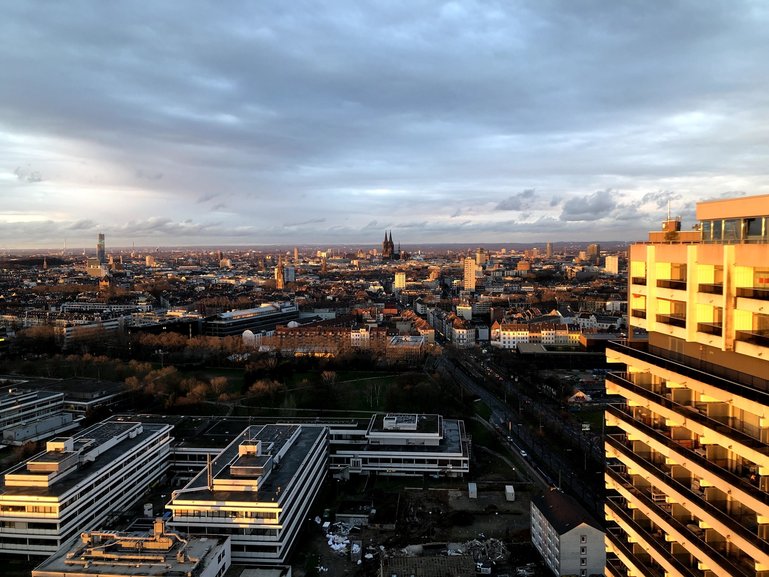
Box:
560, 190, 617, 222
641, 190, 682, 209
496, 189, 536, 211
2, 2, 769, 245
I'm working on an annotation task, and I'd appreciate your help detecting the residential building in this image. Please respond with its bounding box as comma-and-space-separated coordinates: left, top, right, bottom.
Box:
531, 488, 605, 577
32, 519, 230, 577
0, 420, 172, 557
604, 193, 769, 577
605, 255, 620, 275
394, 271, 406, 290
463, 257, 477, 291
167, 424, 327, 565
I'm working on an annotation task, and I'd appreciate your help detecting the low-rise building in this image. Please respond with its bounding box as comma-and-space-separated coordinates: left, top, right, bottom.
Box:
168, 424, 327, 565
32, 519, 230, 577
0, 420, 173, 557
531, 489, 605, 577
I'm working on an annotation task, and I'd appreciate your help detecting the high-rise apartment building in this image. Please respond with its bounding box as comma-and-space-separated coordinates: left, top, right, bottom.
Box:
394, 271, 406, 290
546, 242, 554, 259
587, 243, 601, 263
605, 255, 620, 275
604, 194, 769, 577
463, 257, 477, 291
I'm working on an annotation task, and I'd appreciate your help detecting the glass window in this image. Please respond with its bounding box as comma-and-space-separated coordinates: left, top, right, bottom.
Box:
712, 220, 722, 240
723, 219, 741, 241
745, 217, 763, 240
701, 221, 712, 241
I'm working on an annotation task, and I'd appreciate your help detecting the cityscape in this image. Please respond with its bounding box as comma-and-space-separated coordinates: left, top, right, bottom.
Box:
1, 193, 768, 577
3, 3, 769, 577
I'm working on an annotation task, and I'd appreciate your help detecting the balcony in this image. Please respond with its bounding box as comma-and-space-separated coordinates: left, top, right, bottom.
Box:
604, 498, 693, 577
630, 309, 646, 319
607, 340, 769, 396
656, 314, 687, 328
631, 276, 647, 286
736, 330, 769, 348
737, 287, 769, 301
697, 322, 723, 336
605, 468, 753, 577
606, 404, 769, 508
606, 375, 769, 451
657, 279, 687, 290
698, 283, 723, 295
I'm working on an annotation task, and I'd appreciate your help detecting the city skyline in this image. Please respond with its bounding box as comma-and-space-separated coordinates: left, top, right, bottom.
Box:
3, 3, 769, 247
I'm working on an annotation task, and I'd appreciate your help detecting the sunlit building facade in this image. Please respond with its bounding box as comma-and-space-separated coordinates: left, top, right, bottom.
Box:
604, 194, 769, 576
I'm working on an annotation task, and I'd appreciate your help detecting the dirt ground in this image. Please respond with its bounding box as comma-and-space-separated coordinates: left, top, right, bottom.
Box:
292, 483, 536, 576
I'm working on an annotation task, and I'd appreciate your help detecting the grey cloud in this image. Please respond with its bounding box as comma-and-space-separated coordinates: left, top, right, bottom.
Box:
135, 168, 163, 181
560, 190, 617, 222
14, 166, 43, 183
641, 190, 682, 209
283, 218, 326, 227
496, 189, 536, 211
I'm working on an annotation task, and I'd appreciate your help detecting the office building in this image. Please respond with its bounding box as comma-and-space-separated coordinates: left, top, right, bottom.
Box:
394, 271, 406, 291
0, 420, 172, 557
168, 423, 327, 564
327, 413, 470, 477
0, 388, 76, 446
587, 243, 601, 263
32, 520, 230, 577
204, 302, 299, 337
463, 257, 477, 291
604, 193, 769, 576
531, 489, 605, 577
546, 242, 554, 259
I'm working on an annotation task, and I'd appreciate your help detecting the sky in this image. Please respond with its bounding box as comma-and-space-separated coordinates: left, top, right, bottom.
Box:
2, 1, 769, 249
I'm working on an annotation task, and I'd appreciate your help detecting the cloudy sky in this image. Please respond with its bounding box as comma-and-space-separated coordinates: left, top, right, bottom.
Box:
2, 1, 769, 248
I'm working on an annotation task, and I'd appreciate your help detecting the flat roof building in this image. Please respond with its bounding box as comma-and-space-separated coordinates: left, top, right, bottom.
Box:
0, 419, 173, 557
168, 423, 327, 565
204, 302, 299, 337
32, 519, 230, 577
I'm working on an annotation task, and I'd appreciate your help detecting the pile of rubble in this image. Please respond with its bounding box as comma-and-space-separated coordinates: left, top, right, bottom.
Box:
448, 537, 509, 563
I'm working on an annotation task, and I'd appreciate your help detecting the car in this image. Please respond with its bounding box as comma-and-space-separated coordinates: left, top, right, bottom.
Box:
520, 450, 528, 458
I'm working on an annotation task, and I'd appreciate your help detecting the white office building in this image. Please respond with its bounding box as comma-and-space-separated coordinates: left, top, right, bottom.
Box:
168, 424, 327, 565
0, 420, 172, 557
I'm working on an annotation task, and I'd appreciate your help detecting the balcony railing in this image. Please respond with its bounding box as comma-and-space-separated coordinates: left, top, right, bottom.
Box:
606, 404, 769, 506
631, 276, 647, 286
698, 282, 723, 295
607, 340, 769, 398
656, 314, 687, 328
657, 279, 687, 290
697, 322, 723, 336
606, 374, 768, 449
630, 309, 647, 319
737, 287, 769, 301
736, 330, 769, 348
604, 497, 694, 577
605, 467, 753, 577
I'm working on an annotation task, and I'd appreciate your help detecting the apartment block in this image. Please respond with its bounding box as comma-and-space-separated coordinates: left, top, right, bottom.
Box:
604, 194, 769, 577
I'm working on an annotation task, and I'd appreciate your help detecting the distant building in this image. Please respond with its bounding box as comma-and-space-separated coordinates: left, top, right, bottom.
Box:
394, 271, 406, 290
587, 243, 601, 263
382, 230, 397, 260
604, 254, 620, 274
168, 424, 327, 565
32, 520, 230, 577
531, 489, 605, 577
546, 242, 553, 258
463, 257, 477, 291
204, 302, 299, 337
97, 233, 106, 264
0, 388, 77, 445
0, 420, 172, 557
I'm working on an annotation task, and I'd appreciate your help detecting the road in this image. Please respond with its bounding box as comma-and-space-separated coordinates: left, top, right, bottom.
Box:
437, 354, 604, 518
